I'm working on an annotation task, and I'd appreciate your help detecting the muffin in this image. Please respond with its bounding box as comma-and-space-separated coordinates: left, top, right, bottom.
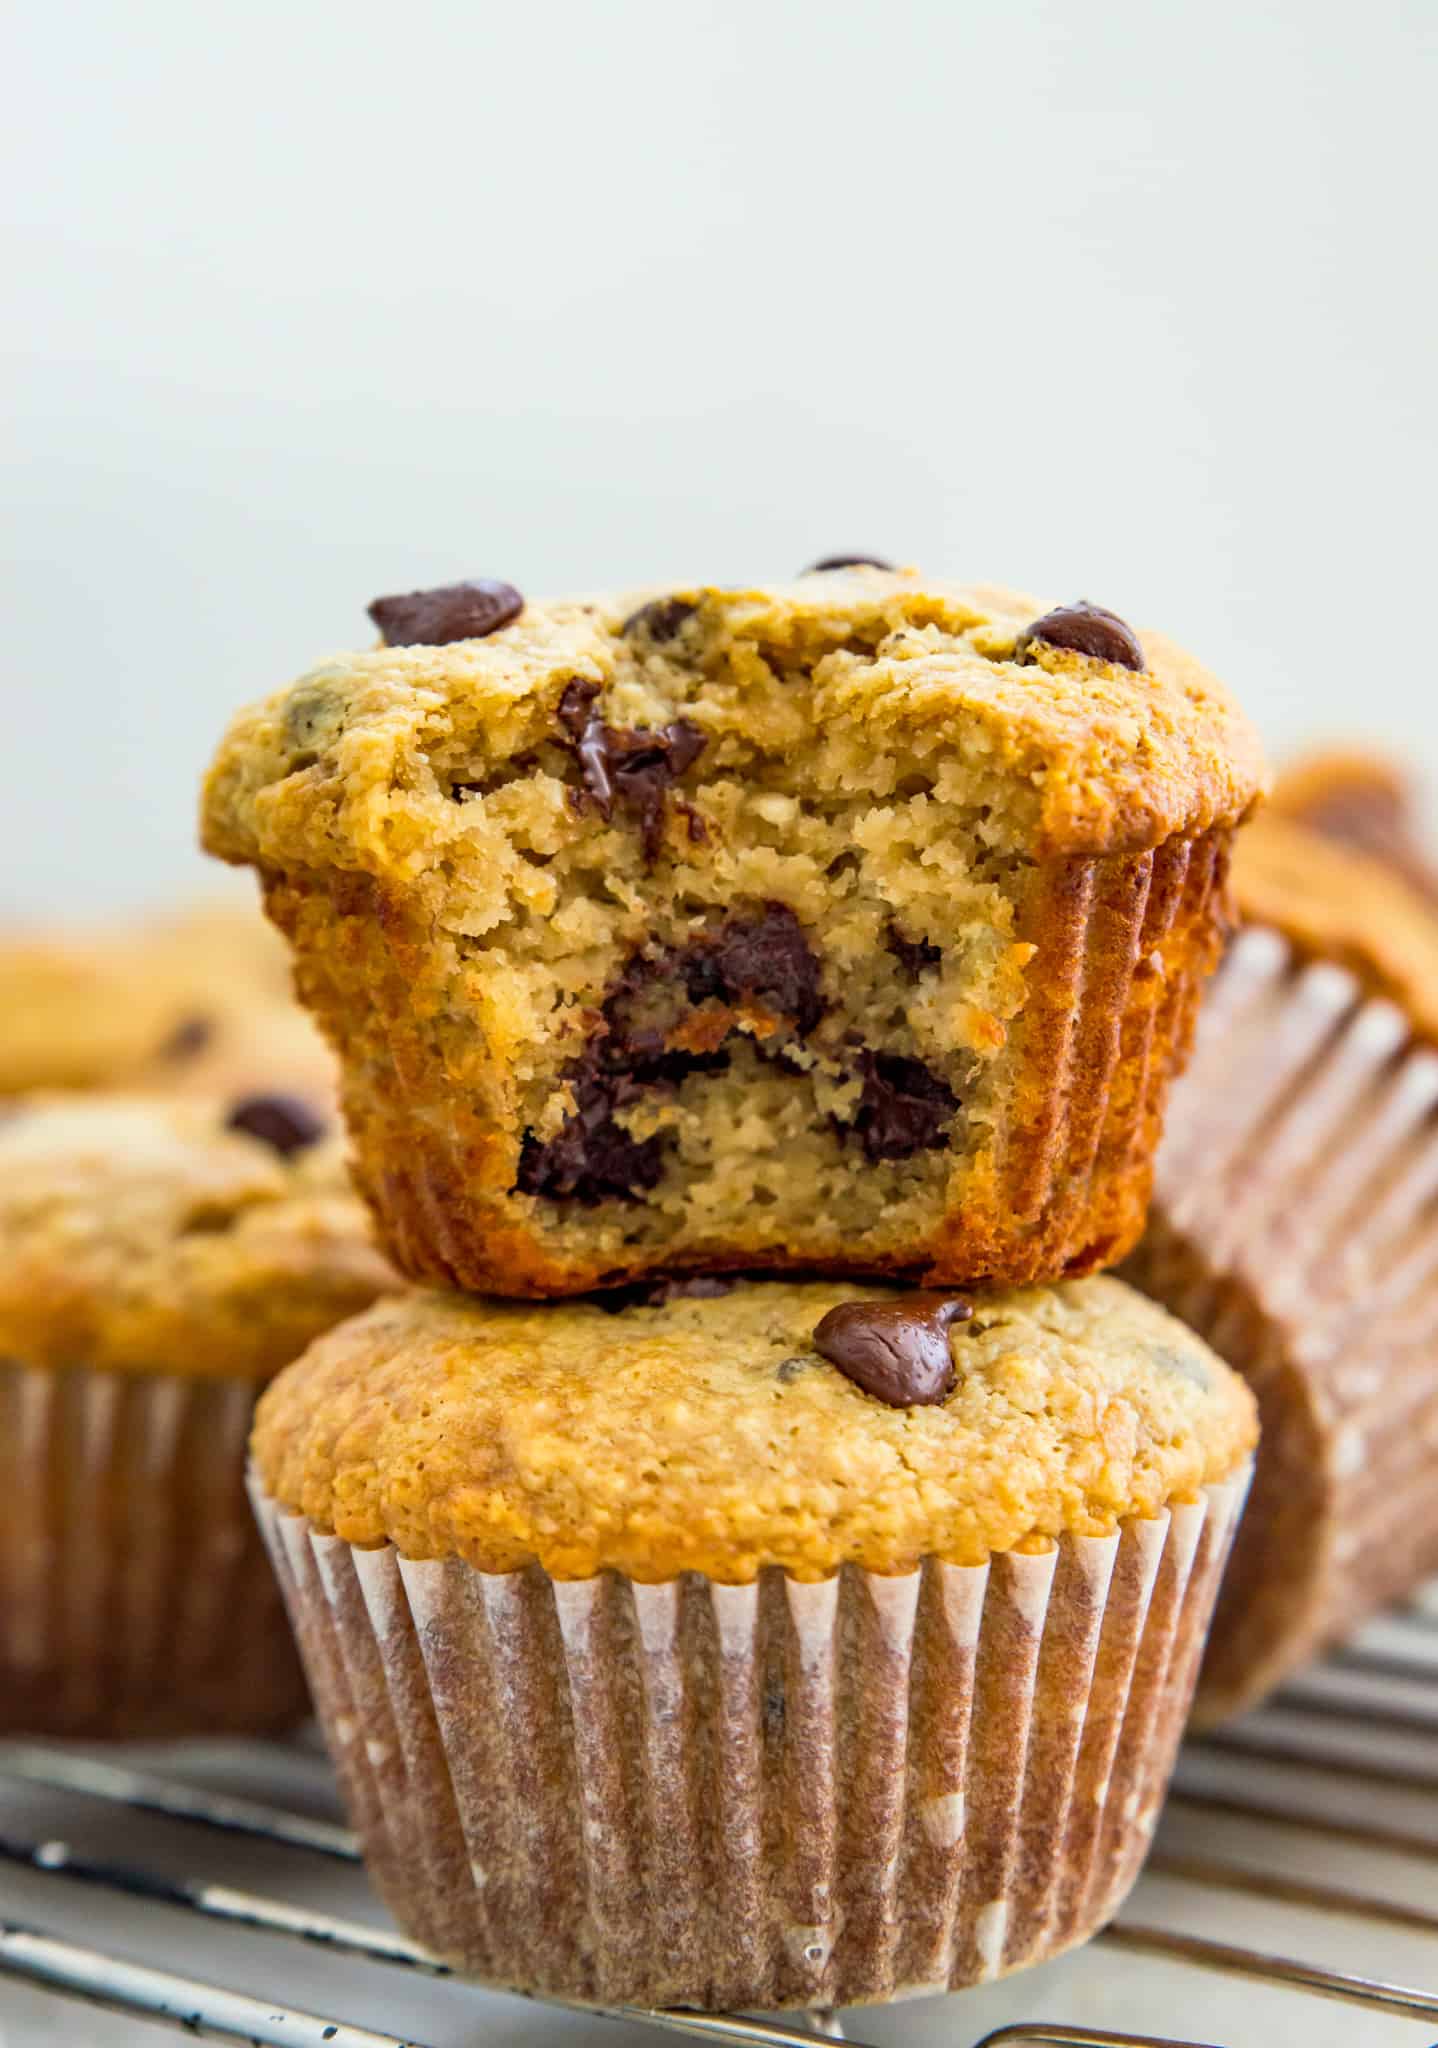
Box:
0, 901, 336, 1111
252, 1273, 1254, 2007
0, 1093, 395, 1739
1124, 811, 1438, 1719
202, 568, 1264, 1297
1268, 745, 1438, 904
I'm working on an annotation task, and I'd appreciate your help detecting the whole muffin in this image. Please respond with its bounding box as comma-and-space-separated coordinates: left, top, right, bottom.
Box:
0, 1093, 395, 1739
253, 1273, 1254, 2008
0, 901, 336, 1111
202, 568, 1264, 1298
1124, 810, 1438, 1719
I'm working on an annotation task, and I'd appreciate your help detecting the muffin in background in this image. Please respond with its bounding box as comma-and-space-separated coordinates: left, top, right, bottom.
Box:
202, 569, 1264, 1299
0, 900, 336, 1111
0, 1093, 395, 1739
1125, 809, 1438, 1720
1268, 744, 1438, 905
253, 1273, 1253, 2008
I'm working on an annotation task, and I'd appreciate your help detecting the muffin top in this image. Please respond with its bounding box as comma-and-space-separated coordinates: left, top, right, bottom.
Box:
1234, 811, 1438, 1042
1268, 745, 1438, 907
254, 1274, 1256, 1581
202, 569, 1265, 884
0, 902, 325, 1099
0, 1096, 396, 1379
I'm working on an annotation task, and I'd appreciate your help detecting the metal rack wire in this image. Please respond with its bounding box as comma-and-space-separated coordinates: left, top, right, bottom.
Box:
1, 1585, 1436, 2048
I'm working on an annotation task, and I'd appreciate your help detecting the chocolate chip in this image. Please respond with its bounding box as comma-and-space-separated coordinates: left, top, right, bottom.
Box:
802, 555, 895, 574
225, 1092, 326, 1158
849, 1051, 959, 1162
813, 1292, 973, 1408
682, 904, 825, 1038
1015, 601, 1145, 672
775, 1355, 813, 1383
368, 579, 524, 648
514, 1067, 666, 1206
884, 922, 941, 981
158, 1014, 214, 1063
557, 681, 707, 860
622, 597, 698, 642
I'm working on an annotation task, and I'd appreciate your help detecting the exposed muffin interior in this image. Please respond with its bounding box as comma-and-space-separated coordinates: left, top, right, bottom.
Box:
205, 572, 1263, 1288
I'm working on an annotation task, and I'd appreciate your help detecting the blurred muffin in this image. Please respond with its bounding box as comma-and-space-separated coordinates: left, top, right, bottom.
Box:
1125, 810, 1438, 1718
1268, 745, 1438, 905
253, 1273, 1253, 2007
0, 901, 335, 1111
0, 1093, 395, 1739
202, 569, 1263, 1299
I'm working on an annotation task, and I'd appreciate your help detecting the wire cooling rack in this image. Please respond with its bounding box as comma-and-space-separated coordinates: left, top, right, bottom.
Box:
1, 1586, 1435, 2048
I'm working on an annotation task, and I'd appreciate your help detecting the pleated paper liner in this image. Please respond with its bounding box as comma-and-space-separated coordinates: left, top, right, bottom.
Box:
1124, 924, 1438, 1722
0, 1361, 307, 1739
253, 1466, 1249, 2011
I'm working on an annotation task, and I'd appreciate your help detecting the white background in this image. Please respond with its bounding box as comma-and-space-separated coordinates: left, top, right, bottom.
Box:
6, 0, 1435, 919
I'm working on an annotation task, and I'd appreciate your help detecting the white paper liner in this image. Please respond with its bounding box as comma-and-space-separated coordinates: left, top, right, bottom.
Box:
0, 1360, 306, 1739
252, 1466, 1248, 2010
1126, 925, 1438, 1719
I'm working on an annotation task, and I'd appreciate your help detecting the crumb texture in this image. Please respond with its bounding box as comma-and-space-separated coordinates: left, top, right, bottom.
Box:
0, 1097, 395, 1378
253, 1275, 1256, 1581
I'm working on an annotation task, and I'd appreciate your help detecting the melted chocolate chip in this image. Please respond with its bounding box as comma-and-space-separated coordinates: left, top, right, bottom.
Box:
226, 1092, 326, 1158
158, 1014, 214, 1062
813, 1292, 973, 1407
514, 907, 821, 1205
622, 597, 698, 642
884, 922, 941, 981
1015, 601, 1145, 672
593, 1274, 738, 1314
368, 579, 524, 648
681, 904, 825, 1038
802, 555, 895, 573
557, 679, 706, 860
850, 1051, 959, 1162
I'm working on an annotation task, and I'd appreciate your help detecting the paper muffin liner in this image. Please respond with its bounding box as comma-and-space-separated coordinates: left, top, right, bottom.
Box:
252, 1465, 1248, 2010
1124, 924, 1438, 1722
0, 1360, 307, 1740
260, 826, 1232, 1297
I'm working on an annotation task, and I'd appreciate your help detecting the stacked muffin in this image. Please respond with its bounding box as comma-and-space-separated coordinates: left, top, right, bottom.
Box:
203, 567, 1265, 2007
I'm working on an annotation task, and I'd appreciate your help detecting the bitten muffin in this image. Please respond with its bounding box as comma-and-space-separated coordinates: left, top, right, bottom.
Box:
202, 568, 1264, 1297
0, 901, 336, 1110
1124, 812, 1438, 1719
0, 1094, 396, 1739
253, 1273, 1254, 2008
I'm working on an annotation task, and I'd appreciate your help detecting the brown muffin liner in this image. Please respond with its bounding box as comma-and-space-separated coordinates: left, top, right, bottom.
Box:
252, 1466, 1248, 2009
257, 825, 1232, 1297
0, 1361, 307, 1740
1123, 925, 1438, 1723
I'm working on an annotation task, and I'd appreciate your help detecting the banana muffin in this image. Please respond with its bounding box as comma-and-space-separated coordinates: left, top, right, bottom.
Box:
253, 1272, 1254, 2007
1125, 813, 1438, 1718
0, 1093, 395, 1739
202, 567, 1264, 1297
0, 901, 335, 1109
1268, 745, 1438, 904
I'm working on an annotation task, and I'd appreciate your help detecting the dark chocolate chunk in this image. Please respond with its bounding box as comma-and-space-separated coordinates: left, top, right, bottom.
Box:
557, 680, 706, 860
885, 922, 941, 981
158, 1014, 214, 1063
813, 1292, 973, 1407
850, 1051, 959, 1163
368, 579, 524, 648
802, 555, 895, 574
682, 904, 825, 1037
226, 1092, 326, 1158
622, 597, 698, 642
514, 1066, 665, 1206
1015, 601, 1145, 672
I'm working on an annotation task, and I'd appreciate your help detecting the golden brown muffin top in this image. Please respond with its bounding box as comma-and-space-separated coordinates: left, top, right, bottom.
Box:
0, 901, 318, 1098
202, 570, 1265, 881
0, 1096, 396, 1380
1234, 810, 1438, 1042
253, 1275, 1256, 1581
